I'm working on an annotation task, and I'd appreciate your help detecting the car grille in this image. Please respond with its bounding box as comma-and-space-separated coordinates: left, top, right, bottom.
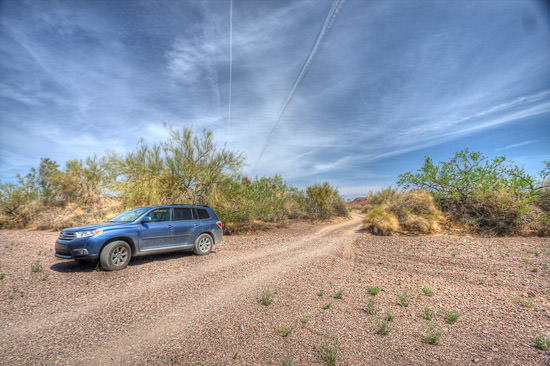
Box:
58, 231, 76, 241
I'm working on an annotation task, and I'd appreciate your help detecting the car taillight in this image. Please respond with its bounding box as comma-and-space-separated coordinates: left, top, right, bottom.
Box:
216, 221, 223, 228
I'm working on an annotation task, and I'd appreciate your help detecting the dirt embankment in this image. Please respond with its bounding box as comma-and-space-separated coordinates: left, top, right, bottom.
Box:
0, 214, 549, 365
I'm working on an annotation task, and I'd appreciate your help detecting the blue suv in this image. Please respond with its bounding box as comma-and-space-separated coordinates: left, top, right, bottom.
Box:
55, 205, 223, 271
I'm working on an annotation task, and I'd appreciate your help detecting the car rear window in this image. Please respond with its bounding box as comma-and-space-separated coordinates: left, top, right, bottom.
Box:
174, 208, 193, 221
196, 208, 210, 220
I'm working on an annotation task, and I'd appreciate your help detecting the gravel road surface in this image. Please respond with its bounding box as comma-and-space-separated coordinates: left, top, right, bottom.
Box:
1, 214, 549, 365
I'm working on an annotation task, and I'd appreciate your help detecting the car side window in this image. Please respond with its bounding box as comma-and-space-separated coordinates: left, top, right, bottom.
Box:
173, 208, 193, 221
196, 208, 210, 220
149, 208, 171, 222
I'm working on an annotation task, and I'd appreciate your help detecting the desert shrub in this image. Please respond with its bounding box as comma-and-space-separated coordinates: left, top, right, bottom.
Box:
363, 190, 441, 235
1, 126, 349, 230
106, 126, 245, 207
364, 186, 399, 209
209, 175, 301, 224
363, 206, 400, 235
398, 150, 549, 236
303, 182, 348, 220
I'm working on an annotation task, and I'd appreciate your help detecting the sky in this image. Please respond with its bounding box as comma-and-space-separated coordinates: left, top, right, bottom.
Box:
0, 0, 549, 199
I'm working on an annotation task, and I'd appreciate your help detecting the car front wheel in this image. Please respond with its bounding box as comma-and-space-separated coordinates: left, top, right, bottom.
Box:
100, 240, 131, 271
193, 233, 213, 255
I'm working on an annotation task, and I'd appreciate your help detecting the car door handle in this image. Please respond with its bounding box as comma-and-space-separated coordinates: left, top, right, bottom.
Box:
168, 225, 174, 229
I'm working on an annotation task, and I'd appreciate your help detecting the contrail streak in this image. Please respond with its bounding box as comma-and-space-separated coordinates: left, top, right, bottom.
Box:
253, 0, 346, 171
228, 0, 233, 144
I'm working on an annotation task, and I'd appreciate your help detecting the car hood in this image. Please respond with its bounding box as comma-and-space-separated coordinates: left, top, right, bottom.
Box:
62, 222, 126, 232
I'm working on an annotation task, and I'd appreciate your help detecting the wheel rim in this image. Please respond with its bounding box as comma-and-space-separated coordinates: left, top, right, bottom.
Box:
111, 246, 128, 266
198, 236, 212, 253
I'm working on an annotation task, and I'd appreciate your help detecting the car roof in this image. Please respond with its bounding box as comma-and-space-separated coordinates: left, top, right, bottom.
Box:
148, 204, 211, 209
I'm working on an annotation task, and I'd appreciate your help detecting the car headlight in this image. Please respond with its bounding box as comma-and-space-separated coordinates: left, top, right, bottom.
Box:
75, 229, 103, 238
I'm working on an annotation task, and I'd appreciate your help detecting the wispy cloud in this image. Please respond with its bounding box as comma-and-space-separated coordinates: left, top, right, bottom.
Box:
496, 140, 538, 151
0, 0, 548, 196
253, 0, 346, 170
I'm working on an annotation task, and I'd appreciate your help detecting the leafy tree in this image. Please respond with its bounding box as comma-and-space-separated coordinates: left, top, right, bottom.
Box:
37, 158, 61, 201
106, 126, 245, 207
397, 149, 539, 202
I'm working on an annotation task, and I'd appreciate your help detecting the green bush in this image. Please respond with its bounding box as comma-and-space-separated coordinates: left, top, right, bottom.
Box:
303, 182, 348, 220
0, 126, 349, 230
398, 150, 550, 236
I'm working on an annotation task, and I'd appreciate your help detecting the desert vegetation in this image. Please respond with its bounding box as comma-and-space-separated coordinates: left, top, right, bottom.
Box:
361, 149, 549, 236
0, 126, 348, 232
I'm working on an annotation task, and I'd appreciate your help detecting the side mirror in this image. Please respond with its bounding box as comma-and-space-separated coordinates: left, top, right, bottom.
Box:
140, 216, 152, 224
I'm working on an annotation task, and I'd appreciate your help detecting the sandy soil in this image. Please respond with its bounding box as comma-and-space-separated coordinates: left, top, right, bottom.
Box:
0, 214, 549, 365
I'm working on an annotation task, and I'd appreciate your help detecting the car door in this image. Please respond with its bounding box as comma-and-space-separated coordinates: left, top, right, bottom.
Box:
172, 207, 196, 245
193, 207, 212, 234
139, 208, 175, 251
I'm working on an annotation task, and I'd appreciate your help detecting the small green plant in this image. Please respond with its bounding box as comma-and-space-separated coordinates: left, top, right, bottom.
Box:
522, 256, 533, 265
366, 296, 378, 315
367, 286, 380, 296
85, 280, 89, 285
420, 323, 444, 345
533, 331, 550, 351
318, 289, 325, 297
281, 349, 294, 366
275, 323, 295, 338
423, 306, 433, 320
384, 307, 393, 322
422, 286, 434, 297
334, 288, 344, 299
322, 302, 332, 310
317, 333, 339, 366
397, 291, 412, 307
443, 309, 460, 324
532, 267, 539, 273
451, 249, 459, 257
475, 250, 484, 259
478, 278, 486, 285
375, 316, 393, 335
20, 291, 24, 297
301, 314, 310, 324
94, 262, 103, 272
0, 273, 4, 280
527, 249, 540, 257
512, 296, 535, 308
543, 263, 549, 270
259, 288, 275, 306
31, 259, 42, 273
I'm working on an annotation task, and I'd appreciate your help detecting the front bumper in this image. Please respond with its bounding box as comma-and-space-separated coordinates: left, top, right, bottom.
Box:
55, 240, 97, 260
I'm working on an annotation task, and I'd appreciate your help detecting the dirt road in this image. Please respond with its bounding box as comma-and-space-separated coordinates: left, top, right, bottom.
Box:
0, 215, 363, 365
1, 214, 549, 365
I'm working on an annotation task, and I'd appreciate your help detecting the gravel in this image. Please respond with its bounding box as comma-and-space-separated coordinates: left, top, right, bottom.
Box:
0, 215, 549, 365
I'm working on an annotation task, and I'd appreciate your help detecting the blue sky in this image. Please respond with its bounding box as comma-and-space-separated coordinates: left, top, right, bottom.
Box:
0, 0, 549, 198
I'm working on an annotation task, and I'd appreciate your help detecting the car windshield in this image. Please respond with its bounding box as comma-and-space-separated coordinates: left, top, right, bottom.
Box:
108, 207, 150, 223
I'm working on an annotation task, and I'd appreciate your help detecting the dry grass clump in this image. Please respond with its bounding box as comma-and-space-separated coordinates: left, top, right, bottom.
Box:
363, 207, 400, 236
23, 198, 121, 231
363, 189, 442, 236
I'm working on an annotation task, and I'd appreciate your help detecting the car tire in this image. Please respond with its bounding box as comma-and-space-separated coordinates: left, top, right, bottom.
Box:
193, 233, 213, 255
100, 240, 131, 271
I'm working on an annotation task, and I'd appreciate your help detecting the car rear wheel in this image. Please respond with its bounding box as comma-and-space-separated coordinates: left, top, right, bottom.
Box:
193, 233, 213, 255
100, 240, 131, 271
